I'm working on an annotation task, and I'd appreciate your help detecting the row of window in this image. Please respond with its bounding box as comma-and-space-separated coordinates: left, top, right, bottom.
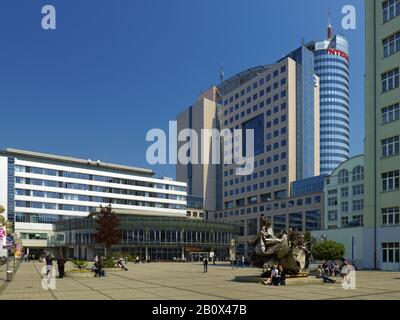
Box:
224, 164, 287, 184
215, 211, 321, 234
15, 200, 186, 211
223, 66, 287, 106
15, 212, 78, 224
327, 198, 364, 210
14, 165, 186, 192
327, 185, 364, 199
224, 177, 287, 197
223, 93, 287, 126
334, 166, 365, 185
15, 177, 185, 201
14, 188, 185, 202
328, 209, 364, 222
224, 193, 321, 211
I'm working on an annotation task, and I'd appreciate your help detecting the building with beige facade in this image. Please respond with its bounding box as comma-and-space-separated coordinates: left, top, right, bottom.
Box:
177, 45, 322, 257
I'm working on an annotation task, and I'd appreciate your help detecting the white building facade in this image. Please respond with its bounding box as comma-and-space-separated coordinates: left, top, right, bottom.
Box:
0, 148, 187, 256
324, 155, 365, 229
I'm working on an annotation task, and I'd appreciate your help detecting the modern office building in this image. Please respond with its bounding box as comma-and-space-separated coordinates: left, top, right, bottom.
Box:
54, 215, 237, 261
0, 148, 237, 260
177, 53, 322, 257
364, 0, 400, 270
176, 87, 221, 216
306, 24, 351, 175
323, 155, 364, 230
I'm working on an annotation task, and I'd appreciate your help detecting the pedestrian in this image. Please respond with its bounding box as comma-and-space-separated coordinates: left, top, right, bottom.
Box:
230, 257, 235, 269
236, 256, 240, 268
45, 254, 54, 277
117, 258, 128, 271
57, 256, 66, 279
203, 257, 208, 273
241, 256, 245, 268
278, 264, 286, 286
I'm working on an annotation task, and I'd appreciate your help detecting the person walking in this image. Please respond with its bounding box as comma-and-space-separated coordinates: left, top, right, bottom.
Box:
230, 257, 235, 269
57, 256, 66, 279
45, 254, 54, 277
117, 258, 128, 271
241, 256, 245, 268
203, 257, 208, 273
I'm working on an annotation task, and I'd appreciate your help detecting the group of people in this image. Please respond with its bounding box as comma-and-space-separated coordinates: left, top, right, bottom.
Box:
316, 258, 354, 284
42, 253, 66, 279
230, 255, 246, 269
262, 265, 286, 286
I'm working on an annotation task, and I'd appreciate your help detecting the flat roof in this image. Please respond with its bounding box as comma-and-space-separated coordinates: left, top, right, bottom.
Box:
1, 148, 155, 177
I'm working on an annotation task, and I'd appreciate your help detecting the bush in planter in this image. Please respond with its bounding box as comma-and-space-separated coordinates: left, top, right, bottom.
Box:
104, 257, 116, 268
71, 259, 88, 271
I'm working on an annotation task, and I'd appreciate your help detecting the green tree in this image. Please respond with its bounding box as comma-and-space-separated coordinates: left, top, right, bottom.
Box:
311, 240, 345, 261
91, 205, 122, 258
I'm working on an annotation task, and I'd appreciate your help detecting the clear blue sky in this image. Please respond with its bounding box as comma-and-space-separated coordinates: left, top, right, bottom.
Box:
0, 0, 364, 178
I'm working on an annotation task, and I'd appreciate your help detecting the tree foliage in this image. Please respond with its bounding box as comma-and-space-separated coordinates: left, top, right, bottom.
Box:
92, 205, 122, 257
311, 240, 345, 261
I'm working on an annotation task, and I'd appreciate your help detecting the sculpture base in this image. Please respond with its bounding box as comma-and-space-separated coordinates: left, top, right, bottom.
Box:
234, 275, 322, 286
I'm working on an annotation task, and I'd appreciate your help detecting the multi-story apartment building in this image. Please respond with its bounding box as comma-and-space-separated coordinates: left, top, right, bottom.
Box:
307, 25, 351, 175
364, 0, 400, 270
324, 155, 364, 229
0, 148, 237, 260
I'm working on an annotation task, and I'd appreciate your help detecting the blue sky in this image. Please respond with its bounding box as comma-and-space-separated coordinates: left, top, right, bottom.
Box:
0, 0, 364, 178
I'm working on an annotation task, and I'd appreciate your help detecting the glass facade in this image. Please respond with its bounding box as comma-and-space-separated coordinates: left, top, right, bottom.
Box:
312, 35, 350, 175
285, 46, 317, 179
291, 175, 325, 197
54, 216, 239, 261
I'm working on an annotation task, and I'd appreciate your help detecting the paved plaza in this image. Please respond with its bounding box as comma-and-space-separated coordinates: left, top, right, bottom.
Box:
1, 261, 400, 300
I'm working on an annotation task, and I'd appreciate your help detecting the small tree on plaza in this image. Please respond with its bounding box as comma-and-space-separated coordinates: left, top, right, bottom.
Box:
311, 240, 345, 261
91, 205, 122, 258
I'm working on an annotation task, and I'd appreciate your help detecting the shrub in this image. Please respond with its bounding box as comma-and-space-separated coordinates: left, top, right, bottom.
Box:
71, 259, 88, 271
311, 240, 345, 261
104, 257, 116, 268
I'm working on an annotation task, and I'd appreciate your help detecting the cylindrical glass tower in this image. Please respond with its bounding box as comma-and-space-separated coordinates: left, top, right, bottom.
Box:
312, 32, 350, 175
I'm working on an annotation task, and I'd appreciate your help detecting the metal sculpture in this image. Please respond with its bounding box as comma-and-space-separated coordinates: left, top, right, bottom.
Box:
248, 217, 311, 277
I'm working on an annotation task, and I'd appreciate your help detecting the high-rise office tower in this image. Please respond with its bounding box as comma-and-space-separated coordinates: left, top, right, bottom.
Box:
177, 54, 322, 256
307, 24, 351, 175
176, 87, 221, 216
364, 0, 400, 270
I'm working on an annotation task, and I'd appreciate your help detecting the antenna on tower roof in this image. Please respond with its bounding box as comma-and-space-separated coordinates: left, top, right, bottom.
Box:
327, 9, 333, 40
220, 64, 225, 83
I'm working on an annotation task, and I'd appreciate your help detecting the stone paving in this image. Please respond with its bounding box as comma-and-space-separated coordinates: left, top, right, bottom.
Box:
1, 261, 400, 300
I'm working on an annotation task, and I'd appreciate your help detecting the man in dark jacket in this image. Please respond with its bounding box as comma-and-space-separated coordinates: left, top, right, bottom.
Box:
45, 254, 54, 276
57, 256, 66, 279
203, 257, 208, 273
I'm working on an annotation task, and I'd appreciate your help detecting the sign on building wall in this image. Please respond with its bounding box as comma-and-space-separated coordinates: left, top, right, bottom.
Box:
0, 226, 6, 247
